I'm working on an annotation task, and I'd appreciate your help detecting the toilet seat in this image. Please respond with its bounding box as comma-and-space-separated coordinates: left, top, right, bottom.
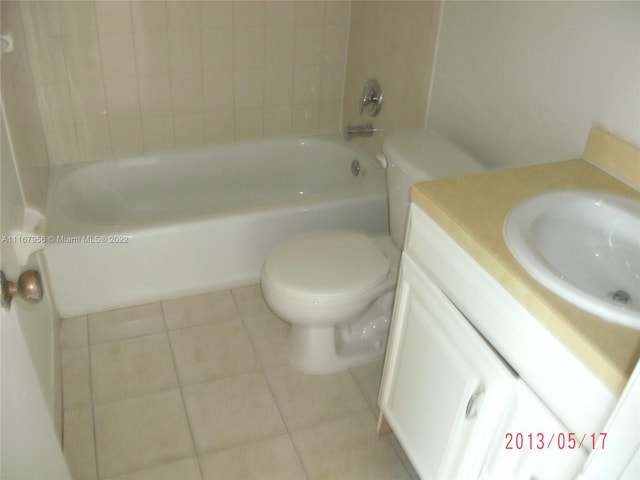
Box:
262, 231, 389, 303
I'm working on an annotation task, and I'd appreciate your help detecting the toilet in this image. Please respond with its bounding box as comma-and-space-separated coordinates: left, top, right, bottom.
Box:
261, 129, 486, 374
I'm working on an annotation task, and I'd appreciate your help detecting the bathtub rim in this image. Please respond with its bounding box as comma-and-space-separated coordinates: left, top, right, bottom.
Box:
44, 132, 387, 236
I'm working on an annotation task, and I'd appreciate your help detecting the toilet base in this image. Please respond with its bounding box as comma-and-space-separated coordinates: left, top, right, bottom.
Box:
288, 292, 393, 374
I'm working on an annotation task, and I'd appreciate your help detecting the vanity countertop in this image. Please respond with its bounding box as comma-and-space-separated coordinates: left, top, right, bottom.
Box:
412, 158, 640, 395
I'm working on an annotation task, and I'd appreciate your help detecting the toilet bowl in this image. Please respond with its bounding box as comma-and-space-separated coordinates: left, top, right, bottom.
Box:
261, 129, 486, 374
261, 232, 400, 374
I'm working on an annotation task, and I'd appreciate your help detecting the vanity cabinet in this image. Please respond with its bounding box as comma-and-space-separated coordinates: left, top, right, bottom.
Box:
379, 253, 514, 478
379, 204, 589, 478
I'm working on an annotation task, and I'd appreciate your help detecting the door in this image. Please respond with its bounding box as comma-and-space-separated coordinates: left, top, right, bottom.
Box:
1, 297, 71, 479
1, 100, 70, 478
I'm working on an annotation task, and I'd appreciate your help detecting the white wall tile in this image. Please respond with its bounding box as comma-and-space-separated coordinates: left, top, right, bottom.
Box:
265, 27, 295, 68
205, 109, 235, 144
170, 74, 204, 116
138, 76, 173, 118
169, 30, 203, 74
38, 84, 75, 127
77, 122, 113, 160
70, 81, 108, 125
22, 0, 351, 164
235, 107, 263, 141
166, 1, 201, 31
104, 78, 141, 122
99, 33, 137, 80
131, 1, 167, 32
264, 68, 294, 107
109, 118, 144, 156
292, 104, 320, 134
264, 106, 293, 138
293, 66, 322, 105
134, 31, 171, 77
234, 27, 265, 70
95, 1, 133, 34
201, 2, 233, 28
233, 70, 264, 109
62, 34, 102, 83
265, 2, 295, 26
294, 26, 323, 66
233, 1, 265, 27
202, 29, 234, 72
295, 2, 325, 26
203, 71, 235, 110
60, 1, 97, 35
174, 113, 205, 148
142, 116, 176, 152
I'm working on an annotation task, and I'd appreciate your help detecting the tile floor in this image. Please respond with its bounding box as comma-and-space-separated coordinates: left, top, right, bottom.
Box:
60, 284, 416, 480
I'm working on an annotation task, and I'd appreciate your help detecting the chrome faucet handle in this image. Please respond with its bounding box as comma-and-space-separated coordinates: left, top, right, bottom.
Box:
359, 79, 383, 117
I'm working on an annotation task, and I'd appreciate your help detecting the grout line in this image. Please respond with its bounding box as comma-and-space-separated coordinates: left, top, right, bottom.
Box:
86, 317, 101, 479
229, 285, 310, 480
158, 299, 205, 480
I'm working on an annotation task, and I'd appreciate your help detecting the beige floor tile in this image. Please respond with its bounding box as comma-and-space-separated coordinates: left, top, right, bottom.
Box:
266, 364, 370, 431
89, 303, 164, 344
169, 322, 259, 385
62, 346, 92, 408
162, 290, 240, 330
183, 372, 287, 453
104, 458, 202, 480
91, 333, 178, 403
199, 435, 306, 480
349, 359, 385, 415
63, 407, 98, 480
242, 310, 291, 367
94, 389, 194, 478
231, 284, 273, 318
60, 315, 88, 348
291, 412, 410, 480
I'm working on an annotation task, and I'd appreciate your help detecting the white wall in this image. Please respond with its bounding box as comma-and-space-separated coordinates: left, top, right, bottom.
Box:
427, 1, 640, 169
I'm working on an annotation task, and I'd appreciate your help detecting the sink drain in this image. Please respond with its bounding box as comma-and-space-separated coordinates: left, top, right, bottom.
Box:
610, 289, 632, 306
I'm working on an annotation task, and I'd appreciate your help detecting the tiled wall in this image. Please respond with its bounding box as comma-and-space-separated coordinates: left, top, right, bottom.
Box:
20, 1, 350, 164
342, 1, 440, 155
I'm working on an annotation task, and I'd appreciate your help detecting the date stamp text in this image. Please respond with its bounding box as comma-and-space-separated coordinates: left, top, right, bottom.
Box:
505, 432, 607, 450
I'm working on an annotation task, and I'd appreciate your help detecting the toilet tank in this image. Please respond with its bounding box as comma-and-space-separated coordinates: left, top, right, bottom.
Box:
382, 129, 486, 247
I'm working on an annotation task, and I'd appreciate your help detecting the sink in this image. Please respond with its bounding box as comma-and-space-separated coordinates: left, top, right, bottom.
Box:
504, 190, 640, 330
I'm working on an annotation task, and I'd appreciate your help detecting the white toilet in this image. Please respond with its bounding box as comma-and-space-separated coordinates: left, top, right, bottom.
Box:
261, 130, 486, 374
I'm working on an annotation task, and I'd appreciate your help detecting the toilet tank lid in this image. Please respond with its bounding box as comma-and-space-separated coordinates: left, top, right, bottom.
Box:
382, 129, 486, 180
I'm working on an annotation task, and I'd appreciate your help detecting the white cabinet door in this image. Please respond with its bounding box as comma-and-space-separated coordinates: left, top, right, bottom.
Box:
380, 254, 515, 479
481, 380, 587, 479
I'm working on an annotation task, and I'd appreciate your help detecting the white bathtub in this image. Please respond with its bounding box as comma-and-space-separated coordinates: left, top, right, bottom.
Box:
44, 136, 389, 317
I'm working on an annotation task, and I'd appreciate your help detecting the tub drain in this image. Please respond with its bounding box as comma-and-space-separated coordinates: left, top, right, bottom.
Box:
610, 289, 632, 306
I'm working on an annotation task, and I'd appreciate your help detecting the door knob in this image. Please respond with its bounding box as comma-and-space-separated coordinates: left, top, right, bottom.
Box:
1, 270, 43, 311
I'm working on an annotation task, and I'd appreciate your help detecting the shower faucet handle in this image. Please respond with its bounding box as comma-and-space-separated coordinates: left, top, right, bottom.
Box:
359, 79, 383, 117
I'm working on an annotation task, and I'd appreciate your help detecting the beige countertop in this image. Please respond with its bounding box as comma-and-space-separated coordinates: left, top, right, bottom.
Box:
412, 158, 640, 395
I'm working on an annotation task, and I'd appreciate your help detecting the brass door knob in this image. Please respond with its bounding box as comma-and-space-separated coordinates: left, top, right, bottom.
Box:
1, 270, 43, 310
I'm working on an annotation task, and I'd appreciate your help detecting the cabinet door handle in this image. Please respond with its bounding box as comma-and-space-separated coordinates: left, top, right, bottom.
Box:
465, 384, 485, 419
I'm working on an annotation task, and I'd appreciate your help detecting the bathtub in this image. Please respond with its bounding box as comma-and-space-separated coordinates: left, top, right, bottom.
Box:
44, 135, 389, 317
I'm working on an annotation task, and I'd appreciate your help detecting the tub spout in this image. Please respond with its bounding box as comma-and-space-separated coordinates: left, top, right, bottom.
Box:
344, 124, 378, 141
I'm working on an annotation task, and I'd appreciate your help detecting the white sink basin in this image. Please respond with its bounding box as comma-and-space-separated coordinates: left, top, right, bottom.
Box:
504, 190, 640, 330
